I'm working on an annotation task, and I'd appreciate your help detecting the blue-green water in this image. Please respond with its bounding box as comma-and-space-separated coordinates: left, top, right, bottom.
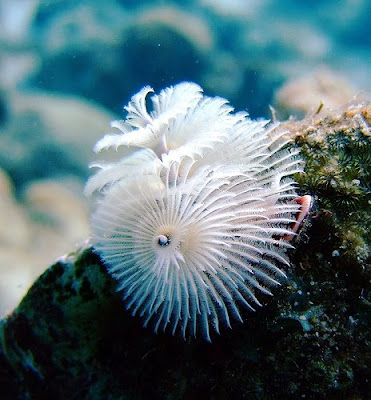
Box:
1, 0, 370, 186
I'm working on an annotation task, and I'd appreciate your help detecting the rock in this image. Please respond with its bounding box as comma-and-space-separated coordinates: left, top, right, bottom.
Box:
0, 169, 31, 248
276, 102, 371, 268
28, 2, 131, 111
119, 5, 213, 99
0, 90, 116, 186
25, 179, 89, 245
274, 68, 365, 118
0, 170, 89, 318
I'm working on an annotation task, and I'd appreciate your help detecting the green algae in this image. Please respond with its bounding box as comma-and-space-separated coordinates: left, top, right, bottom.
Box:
292, 104, 370, 266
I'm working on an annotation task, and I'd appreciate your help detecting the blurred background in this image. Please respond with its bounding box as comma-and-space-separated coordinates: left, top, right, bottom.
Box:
0, 0, 370, 317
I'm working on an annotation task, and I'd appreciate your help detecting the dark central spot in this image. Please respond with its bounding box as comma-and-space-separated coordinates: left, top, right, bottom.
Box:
158, 234, 171, 247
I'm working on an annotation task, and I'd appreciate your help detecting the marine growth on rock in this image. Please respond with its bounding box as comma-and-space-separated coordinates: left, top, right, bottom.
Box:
86, 82, 303, 340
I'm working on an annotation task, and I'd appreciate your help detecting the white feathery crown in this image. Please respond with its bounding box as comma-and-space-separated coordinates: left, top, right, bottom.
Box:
86, 82, 303, 341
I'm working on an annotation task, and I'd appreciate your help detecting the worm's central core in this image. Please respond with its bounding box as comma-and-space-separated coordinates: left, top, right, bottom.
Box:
157, 234, 171, 247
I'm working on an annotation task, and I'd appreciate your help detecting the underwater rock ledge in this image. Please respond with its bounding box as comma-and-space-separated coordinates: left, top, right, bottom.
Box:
1, 103, 370, 400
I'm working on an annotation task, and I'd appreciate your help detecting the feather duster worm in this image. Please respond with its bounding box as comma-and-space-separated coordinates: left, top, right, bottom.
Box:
86, 82, 304, 340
